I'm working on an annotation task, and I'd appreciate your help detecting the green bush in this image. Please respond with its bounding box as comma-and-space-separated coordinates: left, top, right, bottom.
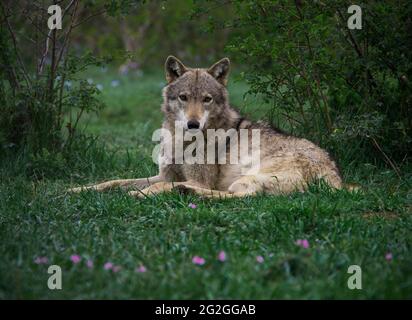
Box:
0, 0, 136, 177
199, 0, 412, 167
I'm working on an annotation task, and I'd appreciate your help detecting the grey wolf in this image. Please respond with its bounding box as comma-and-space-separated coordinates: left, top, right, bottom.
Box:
68, 56, 344, 198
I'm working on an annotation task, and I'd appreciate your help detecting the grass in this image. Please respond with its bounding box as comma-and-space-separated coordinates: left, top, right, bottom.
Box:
0, 68, 411, 299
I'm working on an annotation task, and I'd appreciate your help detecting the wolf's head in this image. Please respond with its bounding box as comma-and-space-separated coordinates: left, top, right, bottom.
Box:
161, 56, 230, 131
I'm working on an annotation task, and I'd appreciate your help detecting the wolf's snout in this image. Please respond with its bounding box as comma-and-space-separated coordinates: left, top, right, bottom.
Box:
187, 120, 200, 129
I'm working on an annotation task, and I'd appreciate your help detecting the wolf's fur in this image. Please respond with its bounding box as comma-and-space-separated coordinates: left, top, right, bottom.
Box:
69, 56, 343, 198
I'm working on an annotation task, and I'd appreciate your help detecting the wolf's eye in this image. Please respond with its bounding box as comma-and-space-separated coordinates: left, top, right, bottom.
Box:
203, 96, 212, 103
178, 94, 187, 102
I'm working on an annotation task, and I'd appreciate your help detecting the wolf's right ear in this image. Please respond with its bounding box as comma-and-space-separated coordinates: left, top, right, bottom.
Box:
165, 56, 187, 83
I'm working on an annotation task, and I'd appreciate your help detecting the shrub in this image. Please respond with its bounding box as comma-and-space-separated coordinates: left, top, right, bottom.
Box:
197, 0, 412, 167
0, 0, 136, 177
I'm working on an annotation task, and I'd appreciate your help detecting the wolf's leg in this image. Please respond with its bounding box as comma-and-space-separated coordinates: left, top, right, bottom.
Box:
128, 182, 174, 198
127, 181, 210, 198
127, 172, 308, 199
128, 176, 266, 199
67, 175, 162, 193
185, 173, 305, 198
226, 170, 344, 195
229, 172, 307, 195
227, 172, 307, 195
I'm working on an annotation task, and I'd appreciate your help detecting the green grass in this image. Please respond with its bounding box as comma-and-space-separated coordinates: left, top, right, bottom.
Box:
0, 69, 411, 299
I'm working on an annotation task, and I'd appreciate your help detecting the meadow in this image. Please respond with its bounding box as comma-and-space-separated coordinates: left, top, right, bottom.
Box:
0, 69, 411, 299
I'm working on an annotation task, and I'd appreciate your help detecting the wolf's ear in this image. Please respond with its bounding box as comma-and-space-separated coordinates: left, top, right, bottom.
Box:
207, 58, 230, 86
165, 56, 187, 83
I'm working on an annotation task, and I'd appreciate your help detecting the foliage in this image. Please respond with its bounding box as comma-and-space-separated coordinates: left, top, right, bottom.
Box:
197, 0, 412, 167
0, 0, 137, 164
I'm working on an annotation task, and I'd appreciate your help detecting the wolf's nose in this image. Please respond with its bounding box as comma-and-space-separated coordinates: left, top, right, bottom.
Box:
187, 120, 200, 129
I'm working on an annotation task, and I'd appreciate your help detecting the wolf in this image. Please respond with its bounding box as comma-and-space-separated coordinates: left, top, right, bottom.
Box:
68, 56, 343, 198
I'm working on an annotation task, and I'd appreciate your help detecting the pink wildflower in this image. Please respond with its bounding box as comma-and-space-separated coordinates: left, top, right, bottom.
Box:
256, 255, 264, 263
218, 251, 227, 262
192, 256, 205, 265
301, 239, 310, 248
296, 239, 310, 249
70, 254, 81, 264
86, 259, 94, 269
135, 265, 147, 273
104, 262, 113, 270
34, 256, 49, 264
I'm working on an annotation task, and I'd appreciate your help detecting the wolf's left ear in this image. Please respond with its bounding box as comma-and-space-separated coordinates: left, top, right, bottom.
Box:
207, 58, 230, 86
165, 56, 187, 83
